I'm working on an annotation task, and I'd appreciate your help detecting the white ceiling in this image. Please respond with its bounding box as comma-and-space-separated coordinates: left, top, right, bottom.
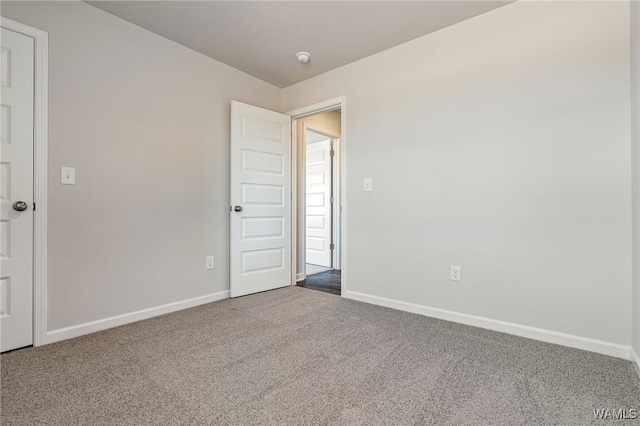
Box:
87, 1, 512, 88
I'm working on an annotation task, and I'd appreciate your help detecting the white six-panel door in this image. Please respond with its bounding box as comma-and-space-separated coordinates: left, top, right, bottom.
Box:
305, 138, 332, 267
0, 27, 34, 352
230, 101, 291, 298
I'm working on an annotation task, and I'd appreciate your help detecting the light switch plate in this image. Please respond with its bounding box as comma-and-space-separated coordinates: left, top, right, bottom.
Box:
61, 167, 75, 185
364, 178, 373, 192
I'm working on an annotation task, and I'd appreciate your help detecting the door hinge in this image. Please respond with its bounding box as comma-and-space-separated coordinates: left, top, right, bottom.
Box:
330, 196, 334, 204
330, 150, 335, 157
330, 243, 335, 250
33, 202, 36, 211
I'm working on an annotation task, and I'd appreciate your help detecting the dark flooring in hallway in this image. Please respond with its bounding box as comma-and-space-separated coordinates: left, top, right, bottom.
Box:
296, 269, 341, 295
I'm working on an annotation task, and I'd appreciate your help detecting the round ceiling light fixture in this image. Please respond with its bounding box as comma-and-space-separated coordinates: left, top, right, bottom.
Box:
296, 51, 311, 64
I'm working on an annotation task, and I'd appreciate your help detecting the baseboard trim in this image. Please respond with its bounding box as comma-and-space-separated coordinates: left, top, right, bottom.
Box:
45, 291, 229, 345
296, 273, 305, 282
344, 291, 631, 360
632, 348, 640, 381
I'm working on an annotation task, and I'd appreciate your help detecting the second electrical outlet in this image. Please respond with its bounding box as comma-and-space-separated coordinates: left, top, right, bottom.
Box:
206, 256, 215, 270
450, 265, 461, 282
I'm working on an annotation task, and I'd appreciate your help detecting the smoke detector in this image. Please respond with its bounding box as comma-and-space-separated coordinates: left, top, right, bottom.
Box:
296, 52, 311, 64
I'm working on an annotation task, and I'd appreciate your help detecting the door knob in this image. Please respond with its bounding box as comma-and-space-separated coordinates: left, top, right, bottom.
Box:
234, 205, 243, 212
12, 201, 28, 211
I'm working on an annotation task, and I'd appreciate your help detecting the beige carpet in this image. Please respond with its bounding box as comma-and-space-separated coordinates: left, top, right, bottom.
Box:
1, 286, 639, 425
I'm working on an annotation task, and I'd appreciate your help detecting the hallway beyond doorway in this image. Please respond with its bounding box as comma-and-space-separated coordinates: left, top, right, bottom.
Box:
306, 264, 331, 276
297, 270, 341, 296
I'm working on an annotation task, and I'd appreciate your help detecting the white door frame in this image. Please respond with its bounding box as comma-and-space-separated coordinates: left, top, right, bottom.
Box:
288, 96, 346, 294
0, 17, 48, 347
301, 124, 341, 272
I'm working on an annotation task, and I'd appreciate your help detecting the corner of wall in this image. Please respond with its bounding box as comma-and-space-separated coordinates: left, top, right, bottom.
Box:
631, 0, 640, 363
632, 347, 640, 381
631, 348, 640, 379
279, 87, 286, 114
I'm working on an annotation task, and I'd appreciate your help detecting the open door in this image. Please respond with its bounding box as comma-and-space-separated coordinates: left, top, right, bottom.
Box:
305, 135, 333, 267
230, 101, 292, 297
1, 27, 35, 352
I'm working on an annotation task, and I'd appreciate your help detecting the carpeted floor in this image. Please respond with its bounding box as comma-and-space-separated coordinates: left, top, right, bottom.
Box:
1, 286, 639, 425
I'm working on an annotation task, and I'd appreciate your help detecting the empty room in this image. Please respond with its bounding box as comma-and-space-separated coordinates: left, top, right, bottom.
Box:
1, 0, 639, 424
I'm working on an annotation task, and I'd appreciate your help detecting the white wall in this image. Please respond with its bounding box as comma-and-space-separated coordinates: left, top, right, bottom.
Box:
283, 1, 632, 349
0, 2, 281, 333
631, 0, 640, 370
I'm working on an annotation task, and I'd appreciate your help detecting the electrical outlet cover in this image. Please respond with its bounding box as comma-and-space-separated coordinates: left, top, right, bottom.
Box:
206, 256, 215, 270
450, 265, 461, 282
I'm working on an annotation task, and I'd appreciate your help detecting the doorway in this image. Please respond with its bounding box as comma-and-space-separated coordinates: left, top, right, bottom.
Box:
292, 109, 342, 295
230, 97, 345, 299
305, 128, 335, 269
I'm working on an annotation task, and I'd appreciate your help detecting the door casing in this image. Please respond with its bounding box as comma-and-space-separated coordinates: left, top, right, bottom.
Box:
0, 17, 48, 347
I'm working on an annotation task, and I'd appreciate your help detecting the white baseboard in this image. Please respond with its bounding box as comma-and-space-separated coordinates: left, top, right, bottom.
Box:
344, 291, 632, 361
45, 291, 229, 345
632, 348, 640, 381
296, 273, 305, 282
